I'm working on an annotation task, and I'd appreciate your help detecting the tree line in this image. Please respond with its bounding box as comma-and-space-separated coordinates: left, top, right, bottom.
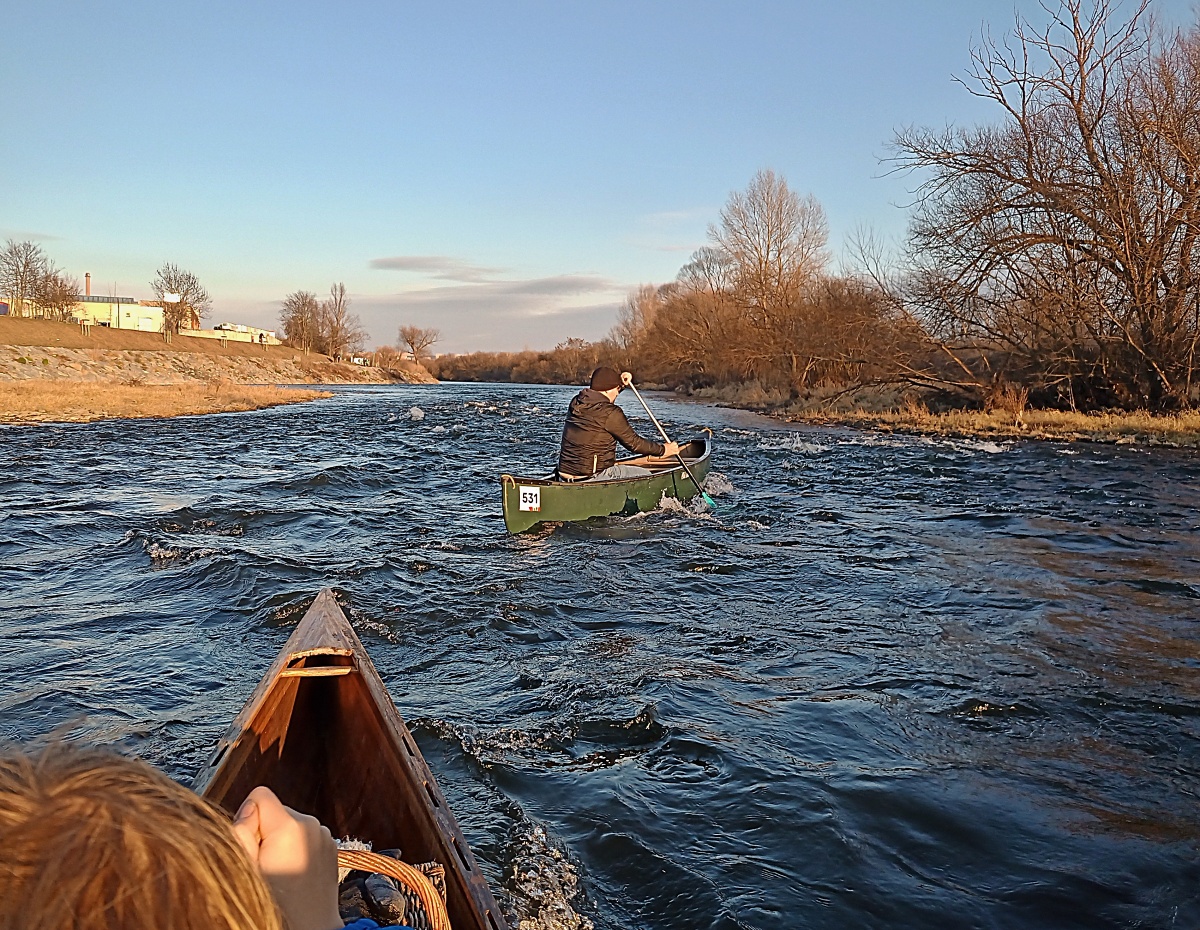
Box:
435, 0, 1200, 415
0, 239, 446, 367
0, 240, 213, 334
278, 284, 368, 360
277, 286, 443, 366
0, 240, 85, 321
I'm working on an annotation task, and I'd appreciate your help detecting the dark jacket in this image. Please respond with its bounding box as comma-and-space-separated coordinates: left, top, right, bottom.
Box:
557, 389, 664, 477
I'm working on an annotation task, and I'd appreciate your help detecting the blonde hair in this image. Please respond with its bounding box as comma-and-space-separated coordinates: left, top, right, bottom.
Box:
0, 742, 283, 930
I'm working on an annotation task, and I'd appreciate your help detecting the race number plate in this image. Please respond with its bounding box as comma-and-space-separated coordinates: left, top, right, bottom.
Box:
518, 486, 541, 512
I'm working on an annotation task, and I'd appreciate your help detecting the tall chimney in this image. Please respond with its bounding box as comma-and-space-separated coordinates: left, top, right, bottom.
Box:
85, 273, 91, 296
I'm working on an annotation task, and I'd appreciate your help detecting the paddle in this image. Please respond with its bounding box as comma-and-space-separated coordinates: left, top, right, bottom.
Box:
623, 377, 717, 510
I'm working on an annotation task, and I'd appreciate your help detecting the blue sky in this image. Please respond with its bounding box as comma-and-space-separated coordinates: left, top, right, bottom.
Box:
2, 0, 1194, 352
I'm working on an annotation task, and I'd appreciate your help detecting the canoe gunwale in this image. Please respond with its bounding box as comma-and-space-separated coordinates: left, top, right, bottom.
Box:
500, 436, 711, 488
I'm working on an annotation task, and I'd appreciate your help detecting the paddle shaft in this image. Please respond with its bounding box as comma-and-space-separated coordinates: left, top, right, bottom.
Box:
625, 382, 715, 506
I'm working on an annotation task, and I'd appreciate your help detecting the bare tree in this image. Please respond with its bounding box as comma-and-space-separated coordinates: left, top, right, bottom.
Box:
374, 345, 403, 368
612, 284, 666, 354
37, 269, 80, 321
320, 282, 366, 360
893, 0, 1200, 410
398, 324, 440, 361
280, 290, 322, 354
151, 263, 211, 333
0, 240, 49, 318
709, 168, 830, 316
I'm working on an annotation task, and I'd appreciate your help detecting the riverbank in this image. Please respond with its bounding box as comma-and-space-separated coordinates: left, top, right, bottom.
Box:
687, 382, 1200, 447
0, 381, 332, 425
780, 407, 1200, 447
0, 317, 436, 386
0, 316, 432, 424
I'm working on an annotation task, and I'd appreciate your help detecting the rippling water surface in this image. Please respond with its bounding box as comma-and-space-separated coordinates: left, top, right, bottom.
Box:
1, 383, 1197, 929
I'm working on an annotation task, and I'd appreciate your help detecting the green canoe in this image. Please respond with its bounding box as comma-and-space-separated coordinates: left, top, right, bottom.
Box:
499, 437, 713, 533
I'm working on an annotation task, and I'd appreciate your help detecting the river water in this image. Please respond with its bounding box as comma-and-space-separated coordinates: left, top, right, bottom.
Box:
0, 382, 1196, 930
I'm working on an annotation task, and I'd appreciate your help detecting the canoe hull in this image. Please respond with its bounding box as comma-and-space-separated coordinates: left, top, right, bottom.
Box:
194, 591, 504, 930
499, 437, 712, 534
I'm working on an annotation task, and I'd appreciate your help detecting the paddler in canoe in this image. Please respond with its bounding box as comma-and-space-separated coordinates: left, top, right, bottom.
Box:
500, 367, 714, 532
557, 366, 681, 481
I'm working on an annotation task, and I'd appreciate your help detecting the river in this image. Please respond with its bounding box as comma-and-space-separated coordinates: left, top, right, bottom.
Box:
0, 382, 1196, 929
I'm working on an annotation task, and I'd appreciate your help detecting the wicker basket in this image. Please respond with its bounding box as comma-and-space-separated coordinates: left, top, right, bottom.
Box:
337, 848, 450, 930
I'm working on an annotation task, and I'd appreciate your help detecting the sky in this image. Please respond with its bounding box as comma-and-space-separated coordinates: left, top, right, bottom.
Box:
2, 0, 1196, 353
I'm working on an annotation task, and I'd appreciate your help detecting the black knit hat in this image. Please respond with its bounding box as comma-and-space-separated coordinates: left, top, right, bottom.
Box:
589, 366, 621, 391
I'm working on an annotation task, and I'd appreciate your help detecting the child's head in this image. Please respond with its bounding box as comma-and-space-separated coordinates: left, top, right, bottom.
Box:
0, 741, 283, 930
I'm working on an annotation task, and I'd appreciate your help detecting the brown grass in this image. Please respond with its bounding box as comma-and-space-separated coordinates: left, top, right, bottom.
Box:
0, 381, 332, 425
789, 406, 1200, 446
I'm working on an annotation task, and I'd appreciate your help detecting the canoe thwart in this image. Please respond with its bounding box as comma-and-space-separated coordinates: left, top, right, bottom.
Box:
280, 666, 354, 677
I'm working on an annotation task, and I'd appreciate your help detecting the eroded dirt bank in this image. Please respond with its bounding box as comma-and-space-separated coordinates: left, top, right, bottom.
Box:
0, 317, 435, 385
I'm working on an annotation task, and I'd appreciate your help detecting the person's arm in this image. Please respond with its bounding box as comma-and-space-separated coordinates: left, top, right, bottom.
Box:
616, 373, 681, 457
232, 786, 343, 930
605, 406, 665, 456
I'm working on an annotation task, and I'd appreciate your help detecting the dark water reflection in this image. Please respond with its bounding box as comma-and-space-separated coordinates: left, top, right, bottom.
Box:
0, 383, 1197, 929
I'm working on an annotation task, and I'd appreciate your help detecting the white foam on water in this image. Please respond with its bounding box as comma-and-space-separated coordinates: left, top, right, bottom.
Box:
145, 542, 180, 562
704, 472, 735, 496
914, 435, 1013, 454
969, 440, 1010, 454
144, 541, 218, 565
508, 820, 595, 930
465, 400, 512, 414
409, 406, 425, 421
758, 434, 829, 454
657, 490, 718, 520
657, 494, 690, 513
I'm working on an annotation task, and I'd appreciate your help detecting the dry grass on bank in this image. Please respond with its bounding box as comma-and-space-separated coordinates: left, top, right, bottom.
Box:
790, 406, 1200, 446
694, 380, 1200, 445
0, 380, 332, 425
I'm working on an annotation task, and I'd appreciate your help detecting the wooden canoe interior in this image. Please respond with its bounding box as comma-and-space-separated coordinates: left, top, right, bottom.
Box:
197, 591, 504, 930
621, 437, 709, 471
504, 437, 711, 487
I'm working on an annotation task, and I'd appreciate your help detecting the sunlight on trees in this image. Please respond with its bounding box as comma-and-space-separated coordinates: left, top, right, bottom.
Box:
893, 0, 1200, 411
279, 283, 366, 359
151, 263, 212, 333
398, 325, 440, 362
0, 240, 79, 321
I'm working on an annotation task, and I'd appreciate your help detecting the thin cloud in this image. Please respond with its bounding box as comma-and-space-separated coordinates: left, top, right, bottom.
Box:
628, 208, 710, 255
648, 242, 701, 253
350, 273, 626, 352
637, 208, 711, 228
368, 254, 505, 283
504, 274, 612, 297
0, 229, 63, 243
